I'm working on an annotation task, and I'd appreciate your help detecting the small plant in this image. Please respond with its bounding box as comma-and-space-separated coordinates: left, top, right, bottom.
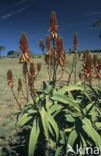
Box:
66, 32, 81, 86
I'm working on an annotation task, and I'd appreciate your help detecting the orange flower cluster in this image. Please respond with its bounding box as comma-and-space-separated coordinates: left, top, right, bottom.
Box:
46, 35, 51, 50
44, 36, 65, 70
56, 36, 65, 70
30, 63, 36, 77
92, 55, 98, 68
28, 62, 41, 96
79, 52, 93, 82
28, 63, 36, 91
28, 75, 34, 90
48, 11, 58, 39
74, 32, 78, 49
17, 78, 22, 92
7, 70, 14, 87
37, 63, 41, 72
39, 39, 44, 51
83, 54, 93, 81
79, 53, 101, 82
93, 55, 101, 79
23, 63, 28, 81
19, 32, 32, 63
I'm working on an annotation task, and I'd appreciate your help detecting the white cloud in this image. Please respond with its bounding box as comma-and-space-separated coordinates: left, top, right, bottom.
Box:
17, 0, 28, 5
85, 11, 101, 16
0, 4, 30, 19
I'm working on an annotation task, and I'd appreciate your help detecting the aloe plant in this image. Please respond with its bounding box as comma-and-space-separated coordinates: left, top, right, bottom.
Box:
16, 82, 101, 156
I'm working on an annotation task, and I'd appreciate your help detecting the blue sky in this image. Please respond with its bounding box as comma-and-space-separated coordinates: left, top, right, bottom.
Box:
0, 0, 101, 55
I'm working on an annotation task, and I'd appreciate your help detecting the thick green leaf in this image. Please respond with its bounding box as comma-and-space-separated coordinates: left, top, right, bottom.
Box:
83, 102, 94, 115
55, 145, 63, 156
67, 129, 77, 149
28, 118, 40, 156
60, 130, 65, 145
40, 107, 49, 140
65, 114, 75, 123
49, 138, 56, 148
48, 103, 63, 115
46, 119, 54, 136
27, 109, 37, 114
83, 118, 101, 149
95, 122, 101, 129
48, 113, 59, 141
17, 113, 32, 127
45, 82, 54, 94
57, 85, 83, 94
46, 95, 52, 110
51, 93, 81, 112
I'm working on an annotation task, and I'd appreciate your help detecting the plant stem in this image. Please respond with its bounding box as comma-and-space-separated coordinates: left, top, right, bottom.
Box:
67, 55, 75, 86
52, 37, 56, 87
74, 51, 77, 85
11, 87, 22, 110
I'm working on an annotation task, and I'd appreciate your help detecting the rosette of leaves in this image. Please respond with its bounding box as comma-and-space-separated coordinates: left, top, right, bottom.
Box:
17, 81, 62, 156
16, 82, 101, 156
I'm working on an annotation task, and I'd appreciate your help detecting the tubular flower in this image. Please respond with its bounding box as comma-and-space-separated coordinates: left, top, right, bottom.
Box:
28, 75, 34, 90
30, 63, 36, 76
46, 35, 51, 50
49, 12, 58, 39
44, 54, 49, 67
17, 78, 22, 92
95, 58, 101, 79
83, 54, 93, 81
74, 32, 78, 49
23, 63, 28, 79
39, 39, 44, 51
19, 32, 32, 63
37, 63, 41, 72
19, 32, 30, 52
19, 52, 31, 63
7, 70, 14, 87
92, 54, 97, 68
56, 36, 65, 69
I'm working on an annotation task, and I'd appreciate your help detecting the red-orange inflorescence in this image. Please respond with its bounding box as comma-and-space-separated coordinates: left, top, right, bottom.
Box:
19, 32, 30, 52
46, 35, 51, 50
95, 58, 101, 79
92, 54, 98, 68
28, 75, 34, 90
30, 63, 36, 76
74, 32, 78, 49
17, 78, 22, 92
7, 70, 14, 87
19, 32, 32, 63
37, 63, 41, 72
82, 52, 93, 81
49, 12, 58, 39
23, 63, 28, 80
39, 39, 44, 51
